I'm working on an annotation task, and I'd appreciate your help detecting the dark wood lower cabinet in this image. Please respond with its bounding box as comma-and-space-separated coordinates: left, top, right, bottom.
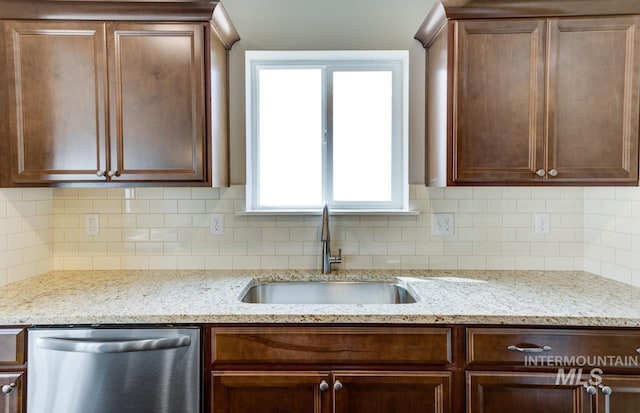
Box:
0, 372, 24, 413
212, 371, 331, 413
598, 375, 640, 413
333, 371, 451, 413
467, 372, 589, 413
211, 371, 452, 413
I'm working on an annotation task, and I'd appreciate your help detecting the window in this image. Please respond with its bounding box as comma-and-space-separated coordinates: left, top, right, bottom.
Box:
246, 51, 408, 212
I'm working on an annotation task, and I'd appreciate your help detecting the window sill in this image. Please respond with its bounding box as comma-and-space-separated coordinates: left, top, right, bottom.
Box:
237, 209, 420, 216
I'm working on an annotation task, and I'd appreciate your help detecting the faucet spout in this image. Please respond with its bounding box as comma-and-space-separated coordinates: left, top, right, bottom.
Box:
321, 204, 341, 274
321, 204, 330, 242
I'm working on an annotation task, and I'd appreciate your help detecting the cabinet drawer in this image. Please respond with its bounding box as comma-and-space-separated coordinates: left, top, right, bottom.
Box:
467, 328, 640, 368
211, 326, 451, 365
0, 328, 25, 365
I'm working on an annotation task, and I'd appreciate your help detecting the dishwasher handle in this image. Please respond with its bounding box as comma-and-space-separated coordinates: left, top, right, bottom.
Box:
35, 335, 191, 354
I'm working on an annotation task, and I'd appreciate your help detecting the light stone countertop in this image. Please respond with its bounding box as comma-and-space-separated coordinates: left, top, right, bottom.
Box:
0, 269, 639, 326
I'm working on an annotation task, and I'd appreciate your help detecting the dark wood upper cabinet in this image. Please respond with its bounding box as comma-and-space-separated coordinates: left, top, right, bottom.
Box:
454, 19, 545, 184
0, 1, 239, 187
547, 17, 640, 184
107, 23, 205, 182
3, 21, 108, 184
416, 1, 640, 186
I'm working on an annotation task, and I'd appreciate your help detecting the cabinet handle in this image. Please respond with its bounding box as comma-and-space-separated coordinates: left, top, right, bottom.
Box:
1, 383, 15, 394
548, 169, 559, 177
535, 169, 546, 177
319, 380, 329, 392
333, 380, 343, 392
96, 171, 105, 177
107, 170, 120, 178
507, 345, 552, 353
636, 347, 640, 354
600, 385, 612, 413
585, 385, 596, 413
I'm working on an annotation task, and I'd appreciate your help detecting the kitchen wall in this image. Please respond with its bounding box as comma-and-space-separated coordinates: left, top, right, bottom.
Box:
223, 0, 432, 184
0, 188, 53, 287
2, 0, 640, 289
6, 184, 640, 289
584, 187, 640, 286
50, 186, 584, 273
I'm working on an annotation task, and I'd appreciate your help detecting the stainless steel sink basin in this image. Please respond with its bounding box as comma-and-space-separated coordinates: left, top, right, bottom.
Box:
240, 281, 418, 304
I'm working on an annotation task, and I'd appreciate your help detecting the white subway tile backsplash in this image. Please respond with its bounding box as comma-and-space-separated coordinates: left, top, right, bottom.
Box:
460, 199, 488, 213
123, 200, 150, 214
486, 256, 515, 270
3, 185, 640, 285
458, 256, 487, 270
205, 255, 233, 270
121, 256, 150, 270
516, 199, 546, 213
472, 187, 503, 199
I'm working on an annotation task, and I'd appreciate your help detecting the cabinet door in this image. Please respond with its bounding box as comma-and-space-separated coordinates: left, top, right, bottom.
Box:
468, 372, 589, 413
598, 376, 640, 413
212, 371, 330, 413
107, 23, 206, 183
3, 21, 108, 184
454, 19, 546, 183
0, 372, 23, 413
332, 371, 451, 413
547, 17, 640, 184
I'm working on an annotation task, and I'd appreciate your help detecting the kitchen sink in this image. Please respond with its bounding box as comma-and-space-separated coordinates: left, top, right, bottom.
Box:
240, 280, 418, 304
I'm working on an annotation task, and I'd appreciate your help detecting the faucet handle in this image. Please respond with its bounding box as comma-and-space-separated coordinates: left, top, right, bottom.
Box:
331, 248, 342, 264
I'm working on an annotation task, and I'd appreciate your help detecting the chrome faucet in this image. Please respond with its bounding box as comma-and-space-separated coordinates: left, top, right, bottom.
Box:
321, 204, 342, 274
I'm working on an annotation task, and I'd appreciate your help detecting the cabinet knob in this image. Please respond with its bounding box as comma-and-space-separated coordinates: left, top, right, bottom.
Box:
319, 380, 329, 392
1, 383, 15, 394
96, 171, 105, 177
535, 169, 546, 177
548, 169, 559, 177
107, 170, 120, 178
333, 380, 343, 392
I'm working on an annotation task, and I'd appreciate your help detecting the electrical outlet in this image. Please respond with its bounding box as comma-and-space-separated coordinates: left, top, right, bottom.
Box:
534, 213, 550, 235
85, 213, 100, 236
210, 214, 224, 235
431, 213, 454, 236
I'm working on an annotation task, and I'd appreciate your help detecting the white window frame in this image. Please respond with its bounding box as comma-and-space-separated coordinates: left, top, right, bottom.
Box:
245, 50, 409, 213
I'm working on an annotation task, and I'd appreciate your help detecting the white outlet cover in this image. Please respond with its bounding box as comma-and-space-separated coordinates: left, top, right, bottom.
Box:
210, 214, 224, 235
85, 213, 100, 236
432, 213, 454, 236
534, 213, 550, 235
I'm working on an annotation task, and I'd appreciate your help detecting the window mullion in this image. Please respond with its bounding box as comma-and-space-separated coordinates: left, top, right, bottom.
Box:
324, 66, 333, 206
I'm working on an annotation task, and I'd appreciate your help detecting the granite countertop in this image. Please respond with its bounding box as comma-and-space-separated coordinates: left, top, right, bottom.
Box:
0, 269, 639, 327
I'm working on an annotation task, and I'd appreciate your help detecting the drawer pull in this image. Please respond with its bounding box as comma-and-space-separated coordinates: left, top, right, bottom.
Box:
636, 348, 640, 354
333, 380, 343, 392
507, 345, 552, 353
1, 383, 15, 394
319, 380, 329, 392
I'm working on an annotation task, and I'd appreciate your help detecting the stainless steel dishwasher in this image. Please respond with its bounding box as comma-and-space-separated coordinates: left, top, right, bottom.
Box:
28, 327, 200, 413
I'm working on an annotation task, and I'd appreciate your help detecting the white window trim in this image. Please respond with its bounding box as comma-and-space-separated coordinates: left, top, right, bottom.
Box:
245, 50, 409, 214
